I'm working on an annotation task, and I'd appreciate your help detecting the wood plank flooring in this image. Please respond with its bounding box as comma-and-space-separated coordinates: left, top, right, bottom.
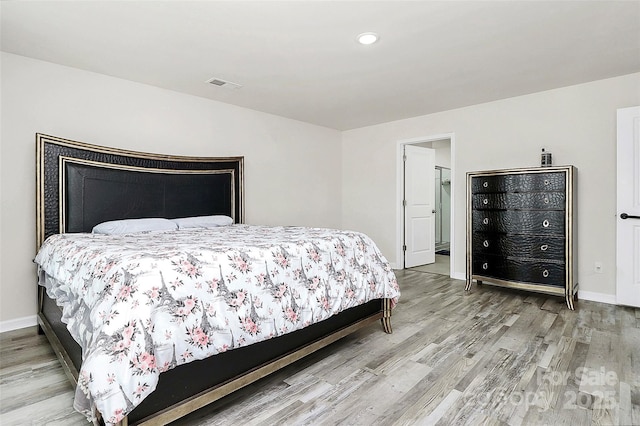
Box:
1, 270, 638, 425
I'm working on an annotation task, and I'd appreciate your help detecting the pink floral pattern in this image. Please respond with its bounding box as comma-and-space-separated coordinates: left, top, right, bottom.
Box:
35, 225, 399, 425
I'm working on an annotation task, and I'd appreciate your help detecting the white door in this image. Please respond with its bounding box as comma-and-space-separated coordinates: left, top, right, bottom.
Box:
404, 145, 436, 268
617, 106, 640, 308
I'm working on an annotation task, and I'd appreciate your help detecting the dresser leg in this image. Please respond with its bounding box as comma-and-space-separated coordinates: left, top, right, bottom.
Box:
565, 293, 576, 310
465, 279, 472, 291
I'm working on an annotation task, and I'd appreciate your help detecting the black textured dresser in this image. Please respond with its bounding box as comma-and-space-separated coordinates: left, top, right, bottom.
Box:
465, 166, 578, 309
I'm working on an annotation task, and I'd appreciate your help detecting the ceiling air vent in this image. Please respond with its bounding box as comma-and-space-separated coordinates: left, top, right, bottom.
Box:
206, 77, 242, 90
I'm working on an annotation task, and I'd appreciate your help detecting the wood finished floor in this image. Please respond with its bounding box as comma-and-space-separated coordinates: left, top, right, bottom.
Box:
1, 270, 639, 425
408, 255, 450, 276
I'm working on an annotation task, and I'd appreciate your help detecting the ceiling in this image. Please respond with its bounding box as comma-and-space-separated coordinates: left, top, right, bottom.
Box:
2, 1, 639, 130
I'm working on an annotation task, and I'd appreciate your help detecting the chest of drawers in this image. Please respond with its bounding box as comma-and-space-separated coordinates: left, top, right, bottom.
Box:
465, 166, 578, 309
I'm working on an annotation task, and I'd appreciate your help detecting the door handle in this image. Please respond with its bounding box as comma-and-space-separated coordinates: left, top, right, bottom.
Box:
620, 213, 640, 219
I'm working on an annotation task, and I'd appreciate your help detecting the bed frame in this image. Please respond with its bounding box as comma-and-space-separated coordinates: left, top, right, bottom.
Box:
35, 133, 393, 425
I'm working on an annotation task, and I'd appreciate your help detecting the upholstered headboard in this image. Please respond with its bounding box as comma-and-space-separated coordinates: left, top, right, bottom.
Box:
36, 133, 244, 248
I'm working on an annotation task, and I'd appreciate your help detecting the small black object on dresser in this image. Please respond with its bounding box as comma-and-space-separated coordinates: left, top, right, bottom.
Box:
465, 166, 578, 309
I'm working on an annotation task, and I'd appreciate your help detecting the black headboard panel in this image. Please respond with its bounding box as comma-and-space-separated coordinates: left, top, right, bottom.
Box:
37, 134, 244, 248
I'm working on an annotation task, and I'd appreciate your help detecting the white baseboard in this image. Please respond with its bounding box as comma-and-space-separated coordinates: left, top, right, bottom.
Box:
577, 290, 617, 305
451, 272, 466, 281
0, 315, 37, 333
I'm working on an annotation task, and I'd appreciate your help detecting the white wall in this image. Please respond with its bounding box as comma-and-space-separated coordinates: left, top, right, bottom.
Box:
342, 72, 640, 299
0, 53, 342, 329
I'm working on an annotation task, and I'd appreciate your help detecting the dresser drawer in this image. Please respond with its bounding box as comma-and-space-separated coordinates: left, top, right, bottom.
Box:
472, 233, 565, 260
472, 210, 565, 235
472, 172, 565, 194
472, 192, 565, 210
473, 255, 565, 287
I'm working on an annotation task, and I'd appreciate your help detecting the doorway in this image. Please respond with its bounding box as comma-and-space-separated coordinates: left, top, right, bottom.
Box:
396, 135, 454, 276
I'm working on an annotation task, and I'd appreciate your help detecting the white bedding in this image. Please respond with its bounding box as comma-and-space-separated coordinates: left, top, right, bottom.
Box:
35, 225, 400, 424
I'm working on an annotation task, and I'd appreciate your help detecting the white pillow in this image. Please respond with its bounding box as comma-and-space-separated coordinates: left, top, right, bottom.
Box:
171, 215, 234, 229
92, 218, 178, 235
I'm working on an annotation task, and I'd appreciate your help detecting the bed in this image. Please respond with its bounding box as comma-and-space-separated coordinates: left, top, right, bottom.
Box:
34, 134, 399, 425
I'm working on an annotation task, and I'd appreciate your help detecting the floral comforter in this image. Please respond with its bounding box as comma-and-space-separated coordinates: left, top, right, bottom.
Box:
35, 225, 400, 424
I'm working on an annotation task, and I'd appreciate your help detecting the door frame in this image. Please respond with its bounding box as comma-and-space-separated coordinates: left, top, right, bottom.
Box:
396, 133, 456, 274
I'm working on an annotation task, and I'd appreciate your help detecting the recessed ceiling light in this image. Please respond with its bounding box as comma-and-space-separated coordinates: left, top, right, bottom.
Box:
357, 32, 379, 45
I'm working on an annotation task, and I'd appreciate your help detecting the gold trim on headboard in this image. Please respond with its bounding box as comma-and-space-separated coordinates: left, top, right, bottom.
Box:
36, 136, 46, 250
38, 133, 244, 163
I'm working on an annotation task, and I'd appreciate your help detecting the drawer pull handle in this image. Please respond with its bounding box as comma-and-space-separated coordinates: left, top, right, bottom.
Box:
483, 181, 488, 188
483, 240, 489, 248
540, 244, 548, 251
542, 270, 549, 278
544, 179, 550, 185
542, 219, 550, 228
482, 263, 488, 270
483, 218, 489, 225
544, 197, 550, 204
483, 198, 489, 205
